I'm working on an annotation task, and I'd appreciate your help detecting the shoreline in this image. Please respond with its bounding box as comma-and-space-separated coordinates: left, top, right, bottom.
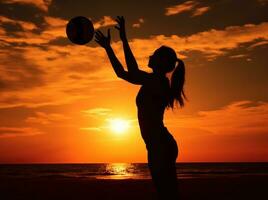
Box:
1, 175, 267, 200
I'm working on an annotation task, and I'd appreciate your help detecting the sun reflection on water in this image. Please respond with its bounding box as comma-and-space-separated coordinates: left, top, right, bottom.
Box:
100, 163, 136, 179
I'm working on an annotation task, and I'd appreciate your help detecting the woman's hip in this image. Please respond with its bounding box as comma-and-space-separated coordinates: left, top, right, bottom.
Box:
146, 129, 179, 162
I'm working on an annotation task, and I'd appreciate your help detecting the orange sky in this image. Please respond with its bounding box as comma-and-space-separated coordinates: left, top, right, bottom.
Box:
0, 0, 268, 163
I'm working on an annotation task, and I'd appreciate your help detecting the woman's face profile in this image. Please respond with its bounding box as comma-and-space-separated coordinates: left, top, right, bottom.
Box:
148, 54, 154, 69
148, 50, 161, 69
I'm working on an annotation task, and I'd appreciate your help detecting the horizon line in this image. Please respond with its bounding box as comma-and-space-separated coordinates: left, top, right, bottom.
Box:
1, 161, 268, 165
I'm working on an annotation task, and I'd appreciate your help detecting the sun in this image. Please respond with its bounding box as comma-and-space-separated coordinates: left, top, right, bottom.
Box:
109, 118, 129, 134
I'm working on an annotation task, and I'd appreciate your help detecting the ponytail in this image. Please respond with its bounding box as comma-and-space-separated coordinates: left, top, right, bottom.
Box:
168, 59, 186, 109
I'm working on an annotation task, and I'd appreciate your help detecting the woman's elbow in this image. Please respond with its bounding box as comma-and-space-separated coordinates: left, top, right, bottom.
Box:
116, 70, 127, 79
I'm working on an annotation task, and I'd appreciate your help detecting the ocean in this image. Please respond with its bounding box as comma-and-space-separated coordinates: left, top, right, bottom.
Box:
0, 163, 267, 180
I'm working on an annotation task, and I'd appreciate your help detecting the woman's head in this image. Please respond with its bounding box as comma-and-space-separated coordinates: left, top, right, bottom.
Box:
149, 46, 186, 109
148, 46, 177, 74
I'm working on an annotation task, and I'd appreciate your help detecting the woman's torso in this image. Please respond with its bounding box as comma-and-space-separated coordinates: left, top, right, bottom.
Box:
136, 74, 171, 143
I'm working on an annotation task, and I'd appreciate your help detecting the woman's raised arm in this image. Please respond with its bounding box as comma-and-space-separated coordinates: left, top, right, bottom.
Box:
95, 29, 126, 78
115, 16, 139, 73
95, 29, 150, 85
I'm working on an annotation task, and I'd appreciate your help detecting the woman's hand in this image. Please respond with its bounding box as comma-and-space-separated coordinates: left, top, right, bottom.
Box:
95, 29, 111, 49
115, 16, 127, 41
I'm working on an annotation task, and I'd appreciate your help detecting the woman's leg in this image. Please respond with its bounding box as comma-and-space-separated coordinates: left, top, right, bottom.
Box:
148, 159, 178, 199
147, 136, 179, 199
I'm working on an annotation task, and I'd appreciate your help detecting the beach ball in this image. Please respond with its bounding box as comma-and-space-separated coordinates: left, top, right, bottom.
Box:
66, 16, 94, 45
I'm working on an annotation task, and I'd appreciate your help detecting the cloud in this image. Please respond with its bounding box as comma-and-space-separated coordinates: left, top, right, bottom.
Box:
258, 0, 268, 5
93, 16, 117, 29
0, 15, 67, 44
165, 1, 198, 16
1, 13, 268, 108
129, 22, 268, 61
43, 16, 68, 38
167, 101, 268, 138
164, 100, 268, 161
165, 1, 210, 17
82, 107, 112, 116
191, 6, 210, 17
0, 16, 37, 31
80, 127, 102, 132
0, 15, 117, 108
0, 46, 45, 92
1, 0, 52, 12
80, 107, 112, 132
132, 18, 144, 28
0, 127, 43, 138
0, 15, 118, 45
25, 112, 70, 124
0, 40, 116, 108
229, 54, 247, 59
248, 40, 268, 48
42, 15, 117, 41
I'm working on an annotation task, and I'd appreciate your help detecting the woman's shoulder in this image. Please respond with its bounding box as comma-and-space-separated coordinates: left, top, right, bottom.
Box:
144, 74, 169, 93
148, 73, 168, 84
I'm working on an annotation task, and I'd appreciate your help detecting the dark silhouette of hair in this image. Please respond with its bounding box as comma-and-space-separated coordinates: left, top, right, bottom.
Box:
151, 45, 186, 109
169, 58, 186, 108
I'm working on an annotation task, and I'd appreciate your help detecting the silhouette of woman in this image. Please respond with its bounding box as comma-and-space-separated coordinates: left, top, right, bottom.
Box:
95, 16, 186, 200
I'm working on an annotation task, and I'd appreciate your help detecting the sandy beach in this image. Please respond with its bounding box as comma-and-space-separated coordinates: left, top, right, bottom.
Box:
1, 175, 267, 200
